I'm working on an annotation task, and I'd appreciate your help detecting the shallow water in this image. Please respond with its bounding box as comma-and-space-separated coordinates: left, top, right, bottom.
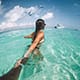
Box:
0, 28, 80, 80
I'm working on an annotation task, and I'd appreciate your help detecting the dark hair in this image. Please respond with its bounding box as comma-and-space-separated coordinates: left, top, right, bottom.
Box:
33, 19, 46, 42
35, 19, 45, 32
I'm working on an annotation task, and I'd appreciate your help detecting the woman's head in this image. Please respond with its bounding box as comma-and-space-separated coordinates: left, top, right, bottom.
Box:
35, 19, 46, 31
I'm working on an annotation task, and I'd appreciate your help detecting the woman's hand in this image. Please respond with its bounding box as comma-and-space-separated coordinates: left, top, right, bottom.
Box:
14, 59, 22, 68
14, 57, 29, 68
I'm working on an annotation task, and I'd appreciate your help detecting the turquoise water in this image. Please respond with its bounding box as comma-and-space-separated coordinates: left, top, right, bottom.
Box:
0, 28, 80, 80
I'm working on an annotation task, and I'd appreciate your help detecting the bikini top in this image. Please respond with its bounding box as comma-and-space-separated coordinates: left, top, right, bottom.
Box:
39, 38, 44, 44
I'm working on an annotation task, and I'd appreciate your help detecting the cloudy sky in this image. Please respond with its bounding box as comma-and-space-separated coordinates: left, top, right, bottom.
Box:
0, 0, 80, 29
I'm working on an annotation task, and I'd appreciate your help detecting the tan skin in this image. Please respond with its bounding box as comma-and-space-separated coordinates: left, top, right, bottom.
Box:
24, 30, 44, 58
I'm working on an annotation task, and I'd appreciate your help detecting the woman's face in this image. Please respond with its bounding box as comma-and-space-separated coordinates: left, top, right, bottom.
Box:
36, 19, 46, 30
42, 24, 46, 29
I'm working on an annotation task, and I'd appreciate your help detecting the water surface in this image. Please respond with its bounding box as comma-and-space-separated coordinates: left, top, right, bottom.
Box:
0, 28, 80, 80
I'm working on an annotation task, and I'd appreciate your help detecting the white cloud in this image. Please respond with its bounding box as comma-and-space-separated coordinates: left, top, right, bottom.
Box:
0, 22, 17, 28
18, 22, 34, 27
5, 5, 26, 22
0, 22, 33, 29
42, 12, 54, 20
0, 0, 1, 5
0, 5, 54, 30
0, 5, 38, 29
26, 6, 38, 15
5, 5, 38, 22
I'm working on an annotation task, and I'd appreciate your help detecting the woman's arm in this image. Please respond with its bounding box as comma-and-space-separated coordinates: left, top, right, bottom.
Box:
24, 32, 44, 58
0, 59, 22, 80
24, 32, 34, 38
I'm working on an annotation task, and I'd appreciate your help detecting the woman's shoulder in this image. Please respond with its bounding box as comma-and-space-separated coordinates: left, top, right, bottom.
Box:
39, 30, 44, 34
38, 30, 44, 38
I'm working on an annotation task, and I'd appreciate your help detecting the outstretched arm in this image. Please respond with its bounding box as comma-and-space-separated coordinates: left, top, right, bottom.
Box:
0, 59, 22, 80
24, 32, 34, 38
24, 32, 44, 58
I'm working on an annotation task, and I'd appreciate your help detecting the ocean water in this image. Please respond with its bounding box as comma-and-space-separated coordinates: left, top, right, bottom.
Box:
0, 28, 80, 80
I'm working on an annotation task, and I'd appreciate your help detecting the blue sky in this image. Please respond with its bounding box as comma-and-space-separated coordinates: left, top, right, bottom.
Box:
0, 0, 80, 29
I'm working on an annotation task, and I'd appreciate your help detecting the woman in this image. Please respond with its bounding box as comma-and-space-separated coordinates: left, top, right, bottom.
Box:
0, 19, 46, 80
21, 19, 46, 65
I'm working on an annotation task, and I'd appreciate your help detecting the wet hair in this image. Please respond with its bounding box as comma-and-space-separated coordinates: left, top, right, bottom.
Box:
36, 19, 45, 30
33, 19, 46, 42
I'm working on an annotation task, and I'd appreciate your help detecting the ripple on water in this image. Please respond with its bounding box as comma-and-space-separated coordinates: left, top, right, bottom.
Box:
0, 28, 80, 80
